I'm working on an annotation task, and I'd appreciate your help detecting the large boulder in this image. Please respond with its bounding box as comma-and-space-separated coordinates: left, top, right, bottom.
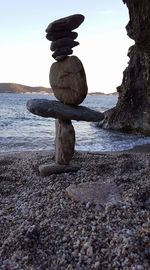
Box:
102, 0, 150, 135
49, 56, 88, 105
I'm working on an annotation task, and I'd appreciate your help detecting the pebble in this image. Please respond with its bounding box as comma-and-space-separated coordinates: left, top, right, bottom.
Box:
0, 151, 150, 269
86, 246, 93, 257
94, 261, 100, 269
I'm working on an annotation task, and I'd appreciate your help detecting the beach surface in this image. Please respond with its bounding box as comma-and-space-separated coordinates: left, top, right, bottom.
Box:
0, 147, 150, 269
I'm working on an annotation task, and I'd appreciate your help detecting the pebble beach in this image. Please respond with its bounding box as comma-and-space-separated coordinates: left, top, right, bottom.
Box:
0, 147, 150, 269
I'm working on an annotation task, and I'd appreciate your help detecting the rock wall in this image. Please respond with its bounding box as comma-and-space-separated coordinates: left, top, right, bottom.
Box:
102, 0, 150, 135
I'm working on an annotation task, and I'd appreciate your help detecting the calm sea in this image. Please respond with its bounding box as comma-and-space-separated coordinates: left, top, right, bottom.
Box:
0, 93, 150, 153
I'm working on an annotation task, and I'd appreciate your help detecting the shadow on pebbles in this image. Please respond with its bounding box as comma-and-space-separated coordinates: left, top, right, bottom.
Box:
0, 150, 150, 269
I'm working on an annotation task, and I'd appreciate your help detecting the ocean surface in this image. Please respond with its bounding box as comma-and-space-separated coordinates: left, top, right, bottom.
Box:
0, 93, 150, 153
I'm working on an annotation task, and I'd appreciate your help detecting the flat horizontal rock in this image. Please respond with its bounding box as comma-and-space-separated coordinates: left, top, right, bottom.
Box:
46, 31, 78, 41
66, 182, 121, 206
26, 99, 104, 122
50, 38, 79, 51
39, 163, 80, 177
46, 14, 84, 33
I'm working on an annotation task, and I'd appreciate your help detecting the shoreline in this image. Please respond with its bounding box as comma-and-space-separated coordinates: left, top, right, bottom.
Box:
1, 142, 150, 157
0, 148, 150, 269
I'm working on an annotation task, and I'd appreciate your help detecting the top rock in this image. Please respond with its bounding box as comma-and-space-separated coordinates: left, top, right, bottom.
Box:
46, 14, 85, 33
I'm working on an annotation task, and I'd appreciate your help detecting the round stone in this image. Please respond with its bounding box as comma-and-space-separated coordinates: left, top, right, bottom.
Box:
49, 56, 88, 105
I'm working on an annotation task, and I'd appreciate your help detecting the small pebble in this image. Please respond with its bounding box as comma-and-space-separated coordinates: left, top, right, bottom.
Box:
86, 246, 93, 257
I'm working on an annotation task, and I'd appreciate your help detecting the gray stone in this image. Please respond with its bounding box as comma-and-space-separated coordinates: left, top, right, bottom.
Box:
66, 182, 121, 205
50, 38, 79, 51
46, 31, 78, 41
46, 14, 84, 33
26, 99, 104, 122
52, 47, 73, 61
50, 56, 88, 105
55, 119, 75, 164
39, 163, 80, 177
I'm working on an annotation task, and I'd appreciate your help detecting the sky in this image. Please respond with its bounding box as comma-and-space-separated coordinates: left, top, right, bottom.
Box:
0, 0, 133, 93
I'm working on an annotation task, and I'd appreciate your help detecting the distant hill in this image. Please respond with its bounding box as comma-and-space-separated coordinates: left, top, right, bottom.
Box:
0, 83, 118, 96
0, 83, 52, 94
88, 91, 118, 96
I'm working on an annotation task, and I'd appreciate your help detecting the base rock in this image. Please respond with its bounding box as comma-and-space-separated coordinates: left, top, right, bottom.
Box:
39, 163, 80, 177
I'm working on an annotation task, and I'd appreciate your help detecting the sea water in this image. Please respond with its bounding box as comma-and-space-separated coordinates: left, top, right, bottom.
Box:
0, 93, 150, 153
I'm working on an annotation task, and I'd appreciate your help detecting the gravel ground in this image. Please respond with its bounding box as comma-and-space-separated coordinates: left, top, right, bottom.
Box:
0, 150, 150, 270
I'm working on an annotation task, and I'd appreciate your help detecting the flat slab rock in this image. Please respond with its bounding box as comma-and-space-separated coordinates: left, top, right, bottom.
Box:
27, 99, 104, 122
39, 163, 80, 177
46, 14, 84, 33
66, 182, 121, 206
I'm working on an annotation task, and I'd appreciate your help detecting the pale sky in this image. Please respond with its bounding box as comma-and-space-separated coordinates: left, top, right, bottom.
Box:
0, 0, 133, 93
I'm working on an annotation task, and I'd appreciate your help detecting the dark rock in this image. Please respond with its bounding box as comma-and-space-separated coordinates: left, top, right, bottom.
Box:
55, 119, 75, 165
39, 163, 80, 177
50, 56, 88, 105
26, 99, 104, 122
46, 14, 84, 33
52, 47, 73, 60
50, 38, 79, 51
53, 55, 67, 61
101, 0, 150, 135
124, 0, 150, 53
46, 31, 78, 41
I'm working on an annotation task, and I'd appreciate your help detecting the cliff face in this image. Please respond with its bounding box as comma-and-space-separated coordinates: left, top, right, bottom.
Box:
103, 0, 150, 135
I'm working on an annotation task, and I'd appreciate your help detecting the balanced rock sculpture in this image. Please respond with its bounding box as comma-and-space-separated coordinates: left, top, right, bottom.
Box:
27, 14, 104, 177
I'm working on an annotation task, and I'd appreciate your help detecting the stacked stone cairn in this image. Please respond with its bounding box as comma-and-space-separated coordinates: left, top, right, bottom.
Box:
27, 14, 104, 177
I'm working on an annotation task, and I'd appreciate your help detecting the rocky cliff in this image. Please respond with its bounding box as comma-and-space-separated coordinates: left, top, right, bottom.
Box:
102, 0, 150, 135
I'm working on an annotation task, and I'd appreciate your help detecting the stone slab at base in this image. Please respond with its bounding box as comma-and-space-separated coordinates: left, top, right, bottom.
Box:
39, 163, 80, 177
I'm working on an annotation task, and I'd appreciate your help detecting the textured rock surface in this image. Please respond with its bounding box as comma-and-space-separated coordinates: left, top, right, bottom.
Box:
39, 163, 80, 177
50, 56, 88, 105
46, 14, 84, 33
66, 182, 121, 205
55, 119, 75, 164
102, 0, 150, 135
26, 99, 104, 122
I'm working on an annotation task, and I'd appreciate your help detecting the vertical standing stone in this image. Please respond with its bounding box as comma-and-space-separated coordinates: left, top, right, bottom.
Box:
55, 119, 75, 164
